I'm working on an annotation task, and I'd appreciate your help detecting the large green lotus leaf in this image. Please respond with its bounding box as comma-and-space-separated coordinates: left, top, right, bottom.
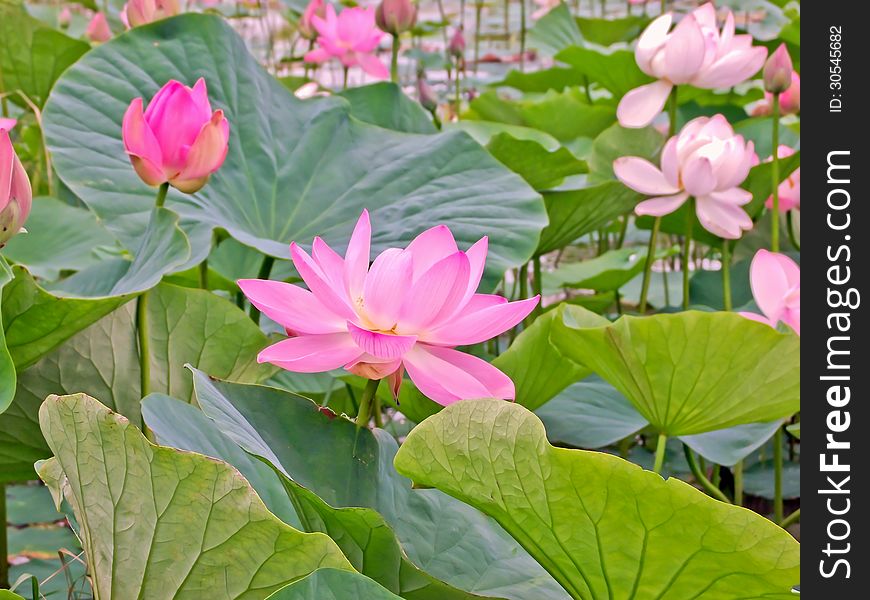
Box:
0, 259, 17, 412
141, 393, 301, 528
2, 265, 129, 371
518, 90, 615, 143
36, 393, 352, 599
486, 133, 587, 191
42, 14, 545, 283
689, 257, 754, 311
554, 46, 652, 98
575, 15, 651, 46
190, 369, 569, 600
492, 304, 606, 410
496, 67, 585, 94
269, 569, 401, 600
586, 122, 665, 183
0, 0, 90, 107
536, 181, 640, 255
338, 82, 436, 134
394, 400, 801, 600
552, 310, 800, 435
448, 120, 560, 150
145, 383, 485, 600
543, 246, 677, 294
528, 3, 583, 55
2, 197, 120, 281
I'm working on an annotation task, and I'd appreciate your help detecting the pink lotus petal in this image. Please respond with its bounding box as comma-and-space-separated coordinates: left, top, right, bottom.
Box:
403, 345, 515, 405
258, 333, 363, 372
363, 248, 413, 329
634, 192, 689, 217
312, 236, 346, 291
399, 251, 470, 331
347, 321, 417, 359
291, 242, 358, 320
614, 156, 681, 196
635, 14, 672, 75
171, 109, 229, 193
356, 53, 390, 80
238, 279, 346, 334
422, 296, 539, 346
681, 157, 716, 197
663, 15, 706, 84
345, 355, 402, 380
122, 98, 165, 183
617, 79, 673, 129
695, 195, 752, 239
344, 210, 371, 300
460, 236, 488, 307
0, 118, 16, 131
405, 224, 460, 281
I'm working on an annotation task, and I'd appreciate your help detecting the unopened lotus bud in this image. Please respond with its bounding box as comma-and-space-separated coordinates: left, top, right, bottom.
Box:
763, 44, 793, 94
375, 0, 417, 36
416, 75, 437, 112
448, 27, 465, 58
0, 129, 32, 247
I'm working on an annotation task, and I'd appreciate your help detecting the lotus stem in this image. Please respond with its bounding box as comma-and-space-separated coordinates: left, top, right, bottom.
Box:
774, 427, 784, 523
356, 378, 381, 428
638, 217, 661, 313
520, 0, 527, 71
653, 433, 668, 474
780, 508, 800, 529
667, 85, 678, 137
474, 2, 483, 75
721, 240, 732, 311
771, 93, 781, 252
155, 181, 169, 209
682, 199, 694, 310
250, 256, 275, 325
136, 292, 151, 399
684, 445, 731, 503
391, 35, 401, 83
733, 459, 744, 505
0, 483, 7, 589
531, 255, 543, 320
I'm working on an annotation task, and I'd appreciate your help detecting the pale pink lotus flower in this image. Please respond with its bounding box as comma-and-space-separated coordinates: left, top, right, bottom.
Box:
0, 118, 16, 131
0, 128, 32, 247
304, 5, 389, 79
122, 0, 181, 28
614, 114, 756, 239
617, 2, 767, 128
299, 0, 326, 40
86, 12, 112, 43
765, 145, 800, 212
122, 78, 229, 194
753, 71, 800, 116
239, 211, 539, 406
740, 249, 799, 335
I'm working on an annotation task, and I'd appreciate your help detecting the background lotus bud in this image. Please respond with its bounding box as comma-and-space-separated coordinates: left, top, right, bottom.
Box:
752, 71, 800, 116
763, 44, 793, 94
416, 74, 437, 112
122, 78, 230, 194
0, 129, 32, 248
86, 12, 112, 43
123, 0, 181, 28
448, 27, 465, 58
58, 7, 72, 28
375, 0, 417, 36
299, 0, 326, 40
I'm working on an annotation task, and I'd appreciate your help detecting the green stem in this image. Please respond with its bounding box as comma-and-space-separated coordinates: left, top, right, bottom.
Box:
774, 427, 784, 523
474, 2, 482, 74
154, 181, 169, 208
356, 378, 381, 428
660, 0, 666, 15
531, 255, 543, 320
638, 217, 661, 313
721, 240, 732, 311
454, 60, 461, 117
198, 260, 209, 289
390, 35, 400, 83
786, 211, 800, 250
771, 93, 781, 252
780, 508, 800, 529
520, 0, 527, 71
342, 66, 349, 90
682, 198, 694, 310
137, 293, 151, 398
250, 256, 276, 325
733, 459, 744, 506
684, 445, 731, 503
1, 483, 7, 589
653, 433, 667, 474
667, 85, 678, 137
616, 215, 629, 249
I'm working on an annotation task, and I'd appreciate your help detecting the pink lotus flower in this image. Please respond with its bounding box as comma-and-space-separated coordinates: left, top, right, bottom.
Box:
122, 78, 230, 194
614, 115, 756, 239
0, 128, 32, 247
299, 0, 326, 40
0, 118, 16, 131
122, 0, 181, 28
753, 71, 800, 116
239, 211, 539, 406
304, 5, 389, 79
740, 250, 799, 335
86, 12, 112, 43
617, 2, 767, 128
765, 145, 800, 212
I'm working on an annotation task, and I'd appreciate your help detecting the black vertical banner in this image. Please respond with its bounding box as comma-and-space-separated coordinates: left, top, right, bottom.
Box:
803, 1, 864, 595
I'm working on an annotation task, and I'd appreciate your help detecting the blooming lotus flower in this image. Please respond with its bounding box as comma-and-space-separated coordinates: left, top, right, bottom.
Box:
239, 211, 539, 405
122, 78, 229, 193
86, 12, 112, 43
765, 145, 800, 212
0, 118, 15, 131
753, 71, 800, 116
614, 115, 756, 239
741, 249, 799, 335
375, 0, 417, 36
304, 5, 389, 79
617, 2, 767, 128
122, 0, 181, 28
0, 128, 32, 247
299, 0, 326, 40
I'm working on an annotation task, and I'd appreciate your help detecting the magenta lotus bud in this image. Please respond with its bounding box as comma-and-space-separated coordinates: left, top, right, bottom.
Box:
122, 78, 230, 194
299, 0, 327, 40
86, 12, 112, 43
448, 27, 465, 57
0, 128, 33, 248
763, 44, 793, 94
416, 75, 437, 112
122, 0, 181, 29
375, 0, 417, 36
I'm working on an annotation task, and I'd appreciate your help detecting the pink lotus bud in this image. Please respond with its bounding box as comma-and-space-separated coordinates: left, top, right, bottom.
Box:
86, 12, 112, 43
122, 78, 230, 194
58, 7, 72, 28
122, 0, 181, 29
763, 44, 793, 94
416, 75, 437, 112
0, 128, 32, 247
448, 27, 465, 58
299, 0, 327, 40
375, 0, 417, 36
752, 71, 800, 116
